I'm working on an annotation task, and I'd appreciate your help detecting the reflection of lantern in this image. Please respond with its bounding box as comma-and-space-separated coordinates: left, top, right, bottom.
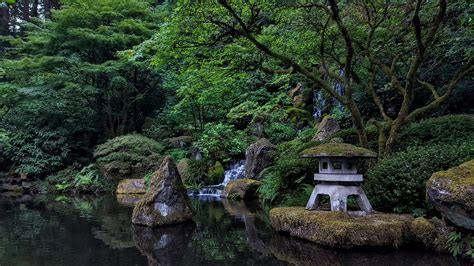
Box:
301, 143, 377, 214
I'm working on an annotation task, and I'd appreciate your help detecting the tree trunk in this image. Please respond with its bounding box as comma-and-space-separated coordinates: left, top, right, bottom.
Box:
22, 0, 30, 21
0, 4, 10, 36
31, 0, 38, 17
346, 100, 369, 148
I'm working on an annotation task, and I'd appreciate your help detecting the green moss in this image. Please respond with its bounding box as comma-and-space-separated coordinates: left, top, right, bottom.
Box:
270, 207, 413, 248
301, 143, 377, 158
222, 178, 261, 199
207, 161, 225, 184
427, 160, 474, 208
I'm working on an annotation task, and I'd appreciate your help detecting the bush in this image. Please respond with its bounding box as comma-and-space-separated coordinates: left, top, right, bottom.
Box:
258, 138, 319, 203
329, 125, 378, 148
186, 159, 209, 185
167, 148, 190, 162
5, 128, 70, 176
207, 161, 225, 185
194, 123, 248, 162
365, 143, 474, 215
264, 122, 297, 144
45, 164, 112, 194
94, 134, 163, 180
394, 115, 474, 151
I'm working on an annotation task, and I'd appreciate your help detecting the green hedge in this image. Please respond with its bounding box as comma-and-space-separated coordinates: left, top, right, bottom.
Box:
365, 143, 474, 215
394, 115, 474, 151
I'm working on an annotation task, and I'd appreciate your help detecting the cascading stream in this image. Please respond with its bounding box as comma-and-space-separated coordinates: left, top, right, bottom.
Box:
191, 160, 245, 197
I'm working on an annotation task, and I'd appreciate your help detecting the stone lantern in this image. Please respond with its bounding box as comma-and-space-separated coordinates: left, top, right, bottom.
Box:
301, 143, 377, 214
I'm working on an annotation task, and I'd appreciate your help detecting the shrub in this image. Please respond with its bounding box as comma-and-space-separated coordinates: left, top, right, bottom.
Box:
329, 125, 378, 148
394, 115, 474, 151
5, 128, 70, 176
94, 134, 163, 180
194, 123, 248, 162
186, 159, 209, 185
207, 161, 225, 185
258, 138, 319, 203
330, 107, 353, 129
45, 164, 112, 194
264, 122, 297, 144
167, 148, 189, 162
365, 143, 474, 215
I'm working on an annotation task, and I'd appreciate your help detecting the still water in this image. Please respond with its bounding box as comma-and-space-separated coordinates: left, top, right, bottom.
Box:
0, 194, 464, 266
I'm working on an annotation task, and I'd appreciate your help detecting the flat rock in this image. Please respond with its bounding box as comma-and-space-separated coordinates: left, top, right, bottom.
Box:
270, 207, 413, 248
427, 160, 474, 230
116, 179, 147, 194
132, 156, 194, 227
222, 179, 261, 200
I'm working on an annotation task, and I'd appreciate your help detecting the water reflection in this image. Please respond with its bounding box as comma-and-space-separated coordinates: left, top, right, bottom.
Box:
0, 194, 466, 266
132, 222, 196, 266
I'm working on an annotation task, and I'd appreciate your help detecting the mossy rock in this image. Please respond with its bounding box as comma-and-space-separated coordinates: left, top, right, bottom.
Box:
301, 143, 377, 158
94, 134, 163, 180
222, 178, 261, 200
426, 160, 474, 230
116, 179, 147, 194
410, 217, 450, 253
207, 161, 225, 184
270, 207, 413, 248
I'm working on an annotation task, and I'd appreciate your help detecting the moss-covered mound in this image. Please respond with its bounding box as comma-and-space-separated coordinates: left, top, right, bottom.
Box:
426, 160, 474, 230
301, 143, 377, 158
270, 207, 413, 248
94, 134, 163, 180
222, 178, 261, 200
410, 217, 450, 252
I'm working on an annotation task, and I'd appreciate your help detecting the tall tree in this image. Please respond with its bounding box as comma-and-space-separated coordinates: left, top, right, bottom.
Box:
169, 0, 473, 156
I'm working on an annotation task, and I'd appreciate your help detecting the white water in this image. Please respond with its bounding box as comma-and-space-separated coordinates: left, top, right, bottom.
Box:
191, 160, 246, 197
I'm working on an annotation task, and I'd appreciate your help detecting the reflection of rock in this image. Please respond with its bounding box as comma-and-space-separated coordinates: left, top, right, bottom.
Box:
116, 179, 147, 194
132, 222, 196, 266
116, 194, 143, 207
271, 207, 413, 248
221, 199, 255, 216
245, 138, 276, 179
132, 157, 194, 227
222, 179, 261, 200
427, 160, 474, 230
269, 233, 455, 266
93, 213, 136, 250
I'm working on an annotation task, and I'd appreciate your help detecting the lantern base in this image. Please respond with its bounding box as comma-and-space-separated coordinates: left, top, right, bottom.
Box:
306, 184, 373, 213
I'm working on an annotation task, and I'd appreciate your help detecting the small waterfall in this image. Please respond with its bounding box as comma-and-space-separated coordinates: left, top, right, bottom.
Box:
313, 69, 346, 119
190, 160, 246, 197
221, 160, 245, 186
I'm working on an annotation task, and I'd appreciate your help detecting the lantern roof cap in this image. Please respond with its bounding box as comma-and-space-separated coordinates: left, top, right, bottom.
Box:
301, 143, 377, 158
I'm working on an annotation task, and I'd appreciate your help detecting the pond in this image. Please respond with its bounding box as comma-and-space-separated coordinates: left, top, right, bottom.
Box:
0, 194, 466, 265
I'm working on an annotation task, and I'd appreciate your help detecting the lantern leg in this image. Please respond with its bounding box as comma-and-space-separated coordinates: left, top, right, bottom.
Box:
305, 186, 321, 210
355, 188, 373, 213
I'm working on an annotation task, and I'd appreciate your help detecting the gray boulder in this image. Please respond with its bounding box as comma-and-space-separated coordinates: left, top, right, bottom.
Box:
313, 116, 340, 141
244, 138, 276, 179
426, 160, 474, 230
132, 156, 194, 227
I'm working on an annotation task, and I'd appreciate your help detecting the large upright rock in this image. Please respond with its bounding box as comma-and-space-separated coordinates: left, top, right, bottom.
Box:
426, 160, 474, 230
132, 157, 194, 227
313, 116, 340, 141
244, 138, 276, 179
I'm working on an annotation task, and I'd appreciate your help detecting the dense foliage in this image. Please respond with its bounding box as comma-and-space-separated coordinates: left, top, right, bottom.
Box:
365, 143, 474, 216
0, 1, 472, 243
